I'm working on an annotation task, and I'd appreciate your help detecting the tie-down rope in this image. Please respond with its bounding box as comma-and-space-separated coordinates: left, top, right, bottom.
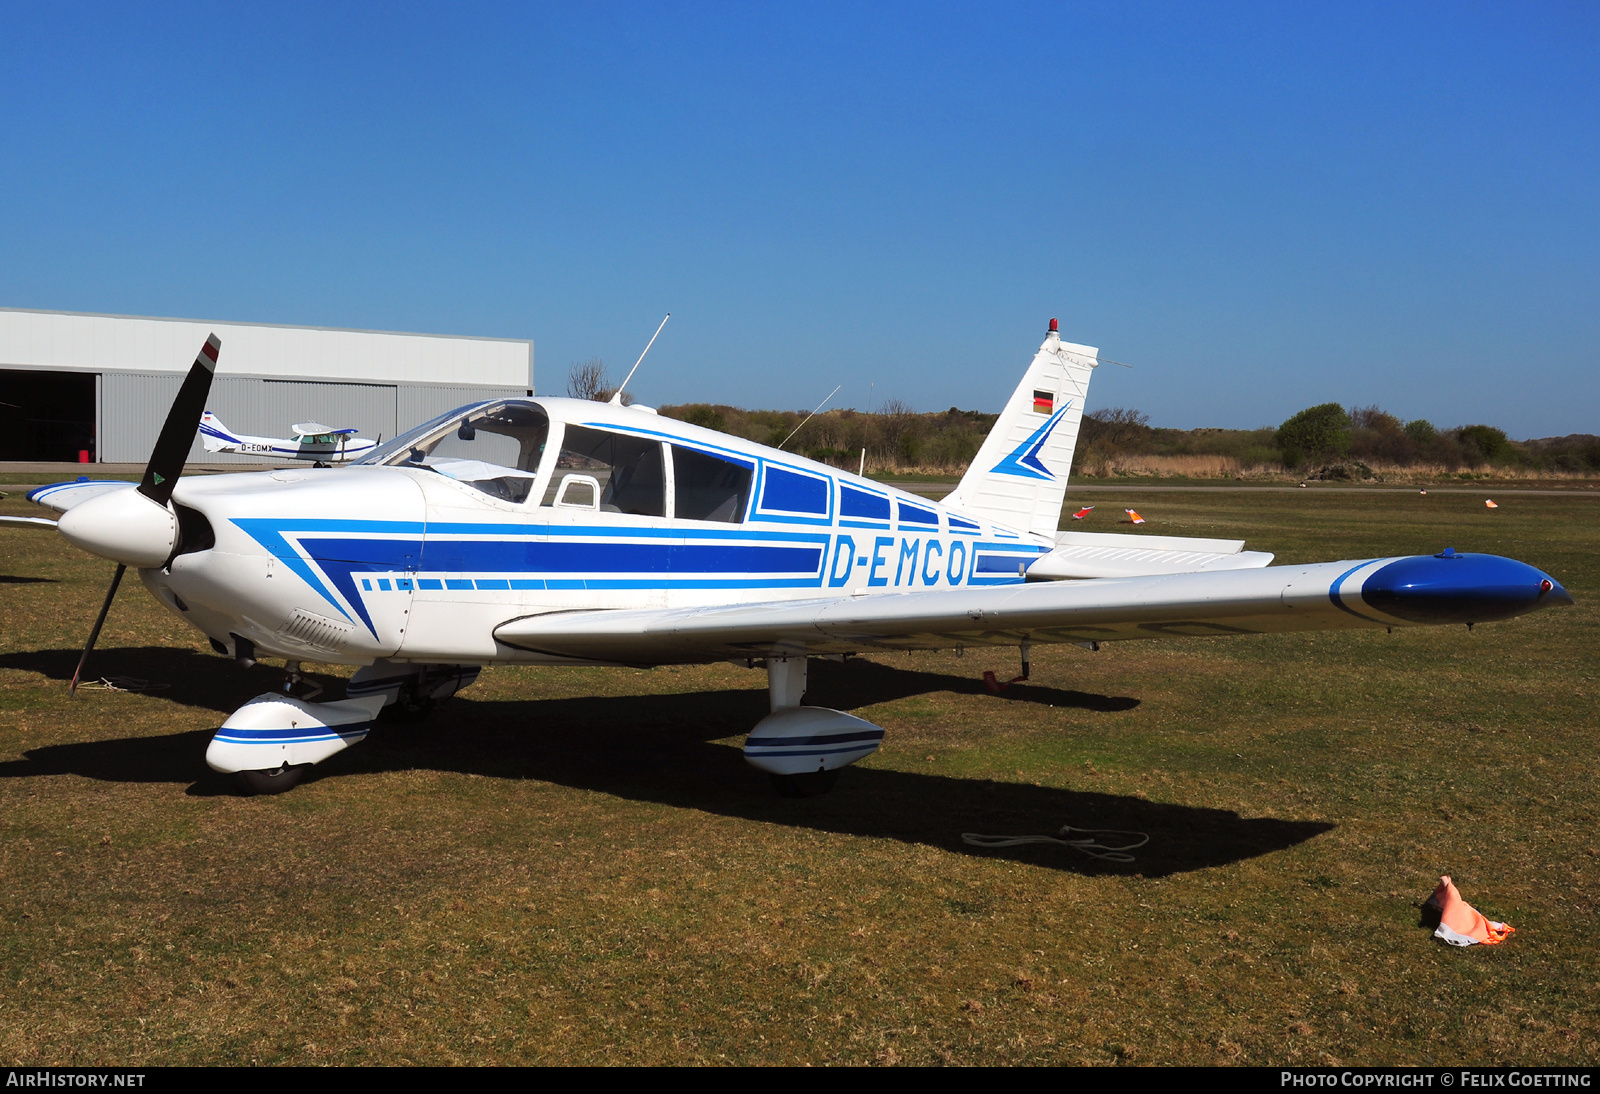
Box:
961, 825, 1150, 863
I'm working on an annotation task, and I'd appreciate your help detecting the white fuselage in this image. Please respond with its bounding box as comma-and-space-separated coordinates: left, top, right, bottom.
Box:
151, 398, 1050, 667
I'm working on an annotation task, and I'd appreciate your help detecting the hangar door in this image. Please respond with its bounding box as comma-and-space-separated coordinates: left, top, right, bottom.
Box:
0, 369, 96, 461
186, 379, 399, 464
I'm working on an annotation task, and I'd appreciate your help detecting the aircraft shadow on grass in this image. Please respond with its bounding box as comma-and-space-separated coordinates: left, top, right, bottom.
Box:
0, 575, 57, 584
0, 647, 1331, 877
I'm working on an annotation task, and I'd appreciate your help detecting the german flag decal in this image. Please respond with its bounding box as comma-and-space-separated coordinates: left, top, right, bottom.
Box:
1032, 390, 1053, 414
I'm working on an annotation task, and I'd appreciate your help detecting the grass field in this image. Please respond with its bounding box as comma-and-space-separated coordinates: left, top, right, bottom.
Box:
0, 486, 1595, 1065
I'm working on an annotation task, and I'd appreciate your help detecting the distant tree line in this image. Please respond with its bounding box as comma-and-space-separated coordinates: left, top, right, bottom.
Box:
566, 358, 995, 471
568, 360, 1597, 476
656, 400, 999, 473
1076, 402, 1599, 474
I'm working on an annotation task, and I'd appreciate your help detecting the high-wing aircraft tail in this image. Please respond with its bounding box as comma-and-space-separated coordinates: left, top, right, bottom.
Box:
199, 411, 241, 453
946, 318, 1096, 538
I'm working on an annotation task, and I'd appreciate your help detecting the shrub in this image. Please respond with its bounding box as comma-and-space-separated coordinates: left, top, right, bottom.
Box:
1404, 419, 1438, 445
678, 405, 727, 432
1455, 424, 1516, 465
1277, 403, 1352, 469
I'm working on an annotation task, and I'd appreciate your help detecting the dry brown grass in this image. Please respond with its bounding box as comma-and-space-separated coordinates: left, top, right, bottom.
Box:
1075, 454, 1256, 479
1072, 455, 1600, 485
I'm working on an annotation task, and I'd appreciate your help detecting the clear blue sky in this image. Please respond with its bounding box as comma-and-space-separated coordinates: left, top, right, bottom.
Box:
2, 3, 1595, 437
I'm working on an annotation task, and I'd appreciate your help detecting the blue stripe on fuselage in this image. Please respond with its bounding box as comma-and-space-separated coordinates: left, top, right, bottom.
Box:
418, 539, 824, 576
234, 500, 1043, 638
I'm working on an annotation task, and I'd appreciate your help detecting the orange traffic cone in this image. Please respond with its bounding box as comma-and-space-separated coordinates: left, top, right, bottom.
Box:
1425, 876, 1514, 946
1125, 509, 1145, 524
1485, 499, 1499, 509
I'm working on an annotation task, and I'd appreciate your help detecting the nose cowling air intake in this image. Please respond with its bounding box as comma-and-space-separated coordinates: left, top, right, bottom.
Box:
57, 488, 179, 569
1361, 551, 1573, 625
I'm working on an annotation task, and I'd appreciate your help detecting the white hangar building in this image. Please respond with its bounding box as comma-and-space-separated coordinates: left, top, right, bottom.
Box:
0, 308, 534, 464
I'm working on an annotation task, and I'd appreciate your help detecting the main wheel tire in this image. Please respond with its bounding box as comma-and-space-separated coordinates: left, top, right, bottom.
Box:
235, 764, 308, 796
769, 769, 840, 798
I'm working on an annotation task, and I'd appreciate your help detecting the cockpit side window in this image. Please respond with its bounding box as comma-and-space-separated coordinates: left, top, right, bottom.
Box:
542, 426, 667, 517
672, 445, 751, 523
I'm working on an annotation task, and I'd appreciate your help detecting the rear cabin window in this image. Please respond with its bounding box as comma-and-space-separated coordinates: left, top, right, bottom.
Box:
759, 466, 828, 515
898, 500, 939, 527
543, 426, 666, 517
839, 484, 890, 522
673, 446, 752, 523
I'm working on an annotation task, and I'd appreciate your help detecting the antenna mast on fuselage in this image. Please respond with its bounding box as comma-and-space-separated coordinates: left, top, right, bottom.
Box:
610, 313, 671, 405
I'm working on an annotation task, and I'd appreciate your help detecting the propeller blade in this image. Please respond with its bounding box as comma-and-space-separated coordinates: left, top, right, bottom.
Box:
69, 563, 126, 695
138, 334, 221, 507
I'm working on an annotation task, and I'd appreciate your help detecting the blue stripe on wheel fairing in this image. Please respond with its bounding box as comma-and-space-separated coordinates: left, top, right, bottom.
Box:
742, 748, 883, 754
214, 722, 371, 744
1327, 561, 1388, 624
745, 730, 886, 747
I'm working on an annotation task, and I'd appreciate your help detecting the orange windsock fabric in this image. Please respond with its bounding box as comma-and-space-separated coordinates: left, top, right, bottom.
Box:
1428, 876, 1514, 946
1125, 509, 1145, 524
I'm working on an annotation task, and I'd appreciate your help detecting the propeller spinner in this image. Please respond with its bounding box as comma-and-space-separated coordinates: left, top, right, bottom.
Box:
58, 334, 221, 692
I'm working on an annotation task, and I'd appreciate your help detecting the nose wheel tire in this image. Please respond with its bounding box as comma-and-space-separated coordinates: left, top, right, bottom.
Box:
235, 764, 309, 796
769, 769, 840, 797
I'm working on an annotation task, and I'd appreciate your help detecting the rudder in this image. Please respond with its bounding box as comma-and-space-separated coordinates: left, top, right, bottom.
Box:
946, 319, 1097, 537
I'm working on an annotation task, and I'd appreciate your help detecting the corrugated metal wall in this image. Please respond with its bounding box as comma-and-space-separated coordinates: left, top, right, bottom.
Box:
101, 372, 184, 462
97, 373, 527, 463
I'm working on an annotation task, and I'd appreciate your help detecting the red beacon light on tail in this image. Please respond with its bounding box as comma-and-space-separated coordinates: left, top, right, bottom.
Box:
1048, 318, 1058, 333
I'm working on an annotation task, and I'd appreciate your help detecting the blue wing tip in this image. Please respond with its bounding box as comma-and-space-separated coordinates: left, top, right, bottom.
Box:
1361, 552, 1573, 624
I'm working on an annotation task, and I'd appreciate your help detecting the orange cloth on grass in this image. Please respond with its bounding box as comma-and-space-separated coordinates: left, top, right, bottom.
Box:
1429, 876, 1514, 946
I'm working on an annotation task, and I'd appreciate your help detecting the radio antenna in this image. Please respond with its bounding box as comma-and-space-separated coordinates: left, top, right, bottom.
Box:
610, 313, 670, 405
778, 384, 841, 450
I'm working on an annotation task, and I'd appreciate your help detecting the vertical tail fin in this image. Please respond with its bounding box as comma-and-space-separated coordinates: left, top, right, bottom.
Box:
198, 411, 238, 453
947, 319, 1097, 537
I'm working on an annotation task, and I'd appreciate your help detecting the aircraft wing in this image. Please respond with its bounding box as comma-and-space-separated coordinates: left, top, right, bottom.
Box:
493, 553, 1569, 664
1030, 530, 1274, 579
26, 480, 137, 513
291, 422, 337, 437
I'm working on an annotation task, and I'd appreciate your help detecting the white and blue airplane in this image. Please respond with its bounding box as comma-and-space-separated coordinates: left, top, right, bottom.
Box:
198, 411, 378, 463
8, 321, 1573, 796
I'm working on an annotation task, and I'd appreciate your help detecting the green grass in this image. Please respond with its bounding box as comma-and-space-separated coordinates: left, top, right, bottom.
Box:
0, 488, 1595, 1065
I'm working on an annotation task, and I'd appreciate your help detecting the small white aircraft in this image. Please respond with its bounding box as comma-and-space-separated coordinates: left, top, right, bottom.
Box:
199, 411, 378, 463
9, 321, 1572, 797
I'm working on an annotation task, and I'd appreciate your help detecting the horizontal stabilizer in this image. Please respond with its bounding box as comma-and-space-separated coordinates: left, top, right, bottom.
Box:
1054, 530, 1247, 553
1028, 530, 1273, 579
